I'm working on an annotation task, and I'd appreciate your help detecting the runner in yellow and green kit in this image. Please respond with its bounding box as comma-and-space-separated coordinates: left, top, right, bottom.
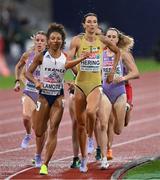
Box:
68, 13, 120, 172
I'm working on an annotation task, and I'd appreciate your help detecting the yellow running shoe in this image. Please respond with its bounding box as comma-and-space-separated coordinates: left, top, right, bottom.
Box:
107, 149, 113, 160
40, 164, 48, 175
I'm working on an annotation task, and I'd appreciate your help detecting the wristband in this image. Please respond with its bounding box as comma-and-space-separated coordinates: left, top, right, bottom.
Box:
73, 76, 76, 80
15, 79, 20, 83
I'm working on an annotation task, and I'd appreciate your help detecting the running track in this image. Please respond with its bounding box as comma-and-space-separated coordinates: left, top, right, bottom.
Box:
0, 72, 160, 179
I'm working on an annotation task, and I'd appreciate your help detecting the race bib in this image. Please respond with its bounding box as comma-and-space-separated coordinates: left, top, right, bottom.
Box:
25, 81, 38, 93
42, 83, 62, 95
80, 58, 100, 72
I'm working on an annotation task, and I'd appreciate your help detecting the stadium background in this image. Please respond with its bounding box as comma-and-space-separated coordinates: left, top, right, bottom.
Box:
0, 0, 160, 74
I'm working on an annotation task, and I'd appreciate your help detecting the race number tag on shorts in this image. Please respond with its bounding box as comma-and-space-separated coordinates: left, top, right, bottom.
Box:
62, 99, 65, 108
21, 96, 25, 104
36, 101, 41, 111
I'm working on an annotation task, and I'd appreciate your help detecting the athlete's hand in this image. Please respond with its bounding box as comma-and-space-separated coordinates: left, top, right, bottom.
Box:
106, 72, 114, 84
14, 81, 21, 92
81, 51, 91, 60
113, 75, 125, 84
67, 82, 75, 91
35, 81, 43, 90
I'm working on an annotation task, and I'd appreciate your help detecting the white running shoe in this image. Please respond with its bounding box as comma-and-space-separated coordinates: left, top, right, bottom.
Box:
87, 137, 94, 154
35, 154, 42, 168
21, 134, 31, 149
100, 157, 109, 170
80, 158, 88, 173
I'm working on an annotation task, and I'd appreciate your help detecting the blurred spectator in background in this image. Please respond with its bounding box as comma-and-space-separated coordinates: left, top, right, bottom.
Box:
0, 32, 10, 76
0, 3, 31, 74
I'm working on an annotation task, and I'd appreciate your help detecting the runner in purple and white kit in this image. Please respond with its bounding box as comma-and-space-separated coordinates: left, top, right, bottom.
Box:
97, 28, 139, 162
14, 31, 47, 167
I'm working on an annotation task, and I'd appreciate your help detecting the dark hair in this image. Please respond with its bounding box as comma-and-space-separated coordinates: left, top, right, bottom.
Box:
47, 23, 66, 49
82, 12, 98, 23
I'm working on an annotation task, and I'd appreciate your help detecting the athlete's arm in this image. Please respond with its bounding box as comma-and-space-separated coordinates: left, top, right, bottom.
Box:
65, 52, 90, 70
121, 51, 140, 81
67, 36, 80, 58
26, 53, 43, 89
15, 52, 29, 81
100, 35, 120, 72
66, 36, 81, 73
14, 52, 29, 91
100, 35, 120, 83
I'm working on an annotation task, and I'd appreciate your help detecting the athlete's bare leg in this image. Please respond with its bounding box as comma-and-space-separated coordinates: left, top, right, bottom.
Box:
98, 94, 112, 158
43, 96, 64, 166
23, 115, 31, 134
107, 113, 114, 150
86, 87, 101, 138
22, 95, 35, 135
32, 95, 50, 137
113, 94, 127, 135
75, 87, 87, 158
36, 133, 46, 155
69, 94, 79, 158
124, 105, 132, 126
94, 118, 101, 149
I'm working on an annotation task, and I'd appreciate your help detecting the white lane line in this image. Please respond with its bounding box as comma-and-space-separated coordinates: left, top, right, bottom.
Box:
0, 121, 71, 138
0, 107, 21, 115
1, 114, 160, 138
134, 91, 160, 101
0, 117, 21, 125
5, 166, 34, 180
0, 130, 24, 138
134, 101, 160, 110
5, 131, 160, 179
1, 99, 160, 125
0, 87, 160, 115
0, 136, 71, 155
0, 107, 69, 120
1, 127, 160, 156
4, 155, 75, 180
0, 99, 21, 107
0, 108, 69, 123
0, 98, 20, 106
130, 114, 160, 125
112, 132, 160, 148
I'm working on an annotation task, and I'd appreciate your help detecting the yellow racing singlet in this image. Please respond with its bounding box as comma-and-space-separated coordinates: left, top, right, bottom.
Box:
75, 35, 103, 96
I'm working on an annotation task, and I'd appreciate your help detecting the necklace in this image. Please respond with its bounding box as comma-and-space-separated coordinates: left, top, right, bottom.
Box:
53, 58, 57, 65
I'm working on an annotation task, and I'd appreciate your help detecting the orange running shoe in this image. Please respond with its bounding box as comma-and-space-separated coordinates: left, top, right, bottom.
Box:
107, 149, 113, 160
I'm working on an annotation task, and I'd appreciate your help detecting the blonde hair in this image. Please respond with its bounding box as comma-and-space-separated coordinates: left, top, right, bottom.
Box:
30, 30, 47, 50
107, 28, 134, 51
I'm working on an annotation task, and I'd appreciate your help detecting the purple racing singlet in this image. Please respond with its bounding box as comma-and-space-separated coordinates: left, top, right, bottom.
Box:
23, 51, 40, 103
102, 49, 126, 103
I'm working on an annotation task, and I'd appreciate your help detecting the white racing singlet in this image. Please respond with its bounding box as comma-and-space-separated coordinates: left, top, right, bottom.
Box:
40, 51, 67, 96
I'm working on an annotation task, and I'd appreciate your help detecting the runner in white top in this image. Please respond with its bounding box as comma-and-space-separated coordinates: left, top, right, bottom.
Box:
26, 23, 90, 175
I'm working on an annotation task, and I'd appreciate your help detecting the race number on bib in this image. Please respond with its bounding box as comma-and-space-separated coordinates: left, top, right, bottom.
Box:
42, 83, 62, 95
80, 59, 100, 72
25, 81, 38, 93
